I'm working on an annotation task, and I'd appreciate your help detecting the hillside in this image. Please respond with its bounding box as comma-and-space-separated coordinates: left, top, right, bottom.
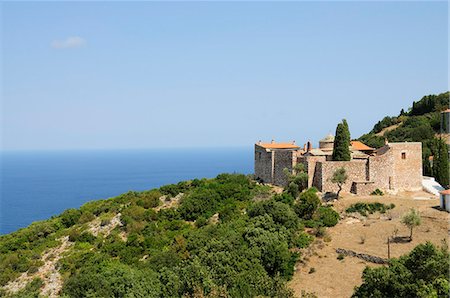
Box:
1, 175, 448, 298
358, 91, 449, 185
0, 174, 341, 298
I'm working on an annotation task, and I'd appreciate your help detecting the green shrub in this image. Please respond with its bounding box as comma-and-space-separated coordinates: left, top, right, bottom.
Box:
178, 189, 221, 221
294, 188, 321, 220
218, 203, 240, 223
160, 181, 191, 197
157, 208, 181, 221
371, 189, 384, 196
346, 202, 395, 216
62, 261, 162, 297
78, 212, 95, 224
195, 216, 208, 228
248, 200, 299, 230
313, 227, 326, 238
313, 207, 339, 227
100, 218, 111, 227
122, 205, 146, 221
27, 265, 39, 274
293, 233, 314, 248
353, 242, 449, 297
68, 230, 96, 244
135, 190, 162, 209
60, 209, 82, 228
273, 192, 295, 205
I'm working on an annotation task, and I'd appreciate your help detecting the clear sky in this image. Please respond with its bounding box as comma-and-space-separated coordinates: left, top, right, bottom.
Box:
1, 1, 448, 150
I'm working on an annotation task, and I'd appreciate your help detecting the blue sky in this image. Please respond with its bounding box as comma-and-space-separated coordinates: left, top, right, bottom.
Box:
1, 1, 448, 150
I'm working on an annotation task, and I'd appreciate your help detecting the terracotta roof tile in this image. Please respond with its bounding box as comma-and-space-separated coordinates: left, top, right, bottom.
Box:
351, 141, 374, 151
257, 142, 300, 149
440, 189, 450, 195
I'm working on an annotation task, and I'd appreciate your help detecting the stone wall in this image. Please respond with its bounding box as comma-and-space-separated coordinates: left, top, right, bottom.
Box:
254, 145, 299, 186
315, 160, 368, 193
368, 148, 394, 191
273, 150, 296, 186
390, 143, 423, 191
351, 181, 376, 195
300, 155, 326, 188
254, 145, 273, 184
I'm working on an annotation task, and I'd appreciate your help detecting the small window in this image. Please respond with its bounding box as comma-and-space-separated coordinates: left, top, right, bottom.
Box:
401, 152, 406, 159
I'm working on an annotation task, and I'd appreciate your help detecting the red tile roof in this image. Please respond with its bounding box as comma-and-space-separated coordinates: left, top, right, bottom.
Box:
351, 141, 374, 151
441, 109, 450, 113
257, 142, 300, 149
440, 189, 450, 195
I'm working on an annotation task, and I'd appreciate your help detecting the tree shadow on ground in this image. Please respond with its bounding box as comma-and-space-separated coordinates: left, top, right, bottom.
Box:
391, 236, 411, 243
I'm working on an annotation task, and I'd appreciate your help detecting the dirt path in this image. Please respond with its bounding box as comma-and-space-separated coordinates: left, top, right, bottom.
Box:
375, 123, 402, 136
155, 193, 184, 211
289, 191, 449, 297
3, 236, 73, 297
88, 212, 123, 237
3, 213, 124, 297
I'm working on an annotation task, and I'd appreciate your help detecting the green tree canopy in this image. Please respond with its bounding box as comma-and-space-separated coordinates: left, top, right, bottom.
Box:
353, 242, 449, 298
401, 208, 422, 241
331, 167, 348, 198
432, 138, 449, 187
283, 163, 308, 197
62, 261, 162, 298
332, 119, 351, 161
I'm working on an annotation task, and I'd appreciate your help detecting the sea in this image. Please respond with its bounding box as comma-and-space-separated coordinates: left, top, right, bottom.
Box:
0, 148, 253, 235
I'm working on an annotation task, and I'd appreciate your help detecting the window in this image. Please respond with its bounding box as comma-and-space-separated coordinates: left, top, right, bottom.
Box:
401, 152, 406, 160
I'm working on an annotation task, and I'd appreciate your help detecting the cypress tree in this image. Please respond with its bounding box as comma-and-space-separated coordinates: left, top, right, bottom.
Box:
332, 119, 351, 161
433, 138, 449, 186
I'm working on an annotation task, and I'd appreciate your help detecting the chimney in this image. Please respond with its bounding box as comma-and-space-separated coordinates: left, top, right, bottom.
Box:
385, 138, 389, 145
307, 141, 312, 152
303, 143, 307, 151
271, 139, 275, 144
292, 140, 296, 145
258, 140, 262, 145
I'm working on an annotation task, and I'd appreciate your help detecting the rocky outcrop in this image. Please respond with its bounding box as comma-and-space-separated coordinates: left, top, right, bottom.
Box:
335, 248, 388, 264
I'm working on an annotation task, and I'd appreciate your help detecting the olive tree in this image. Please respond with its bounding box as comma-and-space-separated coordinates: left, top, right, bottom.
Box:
401, 208, 422, 241
283, 163, 308, 197
330, 167, 348, 199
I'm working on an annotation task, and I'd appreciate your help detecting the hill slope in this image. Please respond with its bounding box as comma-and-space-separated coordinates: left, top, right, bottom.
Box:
0, 174, 339, 298
358, 91, 449, 185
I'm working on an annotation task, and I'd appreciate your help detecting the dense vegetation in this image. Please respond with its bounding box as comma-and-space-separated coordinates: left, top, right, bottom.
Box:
358, 91, 449, 186
0, 174, 339, 297
353, 242, 449, 297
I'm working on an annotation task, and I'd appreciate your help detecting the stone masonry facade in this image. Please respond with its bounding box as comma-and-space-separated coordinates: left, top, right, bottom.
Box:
254, 140, 422, 195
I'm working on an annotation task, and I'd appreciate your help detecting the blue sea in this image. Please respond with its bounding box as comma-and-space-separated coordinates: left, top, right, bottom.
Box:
0, 148, 253, 235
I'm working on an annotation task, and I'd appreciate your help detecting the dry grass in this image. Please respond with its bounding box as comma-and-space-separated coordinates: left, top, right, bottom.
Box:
288, 191, 449, 298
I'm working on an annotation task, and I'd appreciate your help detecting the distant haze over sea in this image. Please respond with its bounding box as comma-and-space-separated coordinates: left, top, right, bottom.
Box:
0, 148, 253, 234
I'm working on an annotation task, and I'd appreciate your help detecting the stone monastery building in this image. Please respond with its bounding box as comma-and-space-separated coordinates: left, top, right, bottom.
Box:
254, 135, 423, 195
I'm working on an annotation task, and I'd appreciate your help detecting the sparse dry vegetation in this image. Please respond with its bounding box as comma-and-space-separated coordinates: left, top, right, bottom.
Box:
289, 191, 449, 297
